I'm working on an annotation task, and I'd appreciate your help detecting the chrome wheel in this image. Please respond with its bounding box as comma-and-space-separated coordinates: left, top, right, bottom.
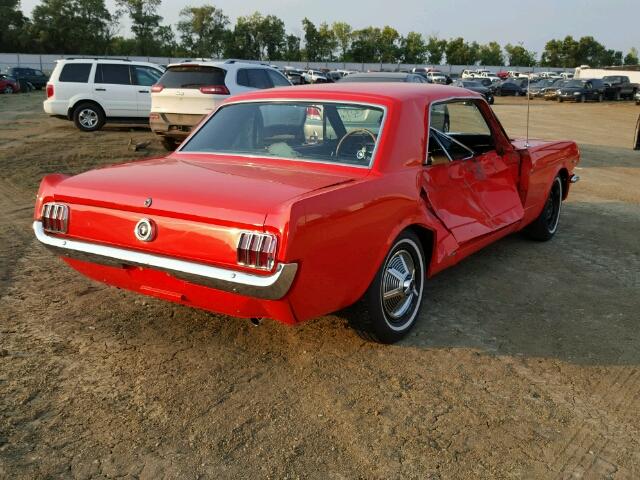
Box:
78, 108, 98, 128
3, 86, 13, 94
543, 177, 562, 234
382, 249, 419, 322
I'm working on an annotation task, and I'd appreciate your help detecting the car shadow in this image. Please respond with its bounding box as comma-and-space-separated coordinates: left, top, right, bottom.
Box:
392, 201, 640, 366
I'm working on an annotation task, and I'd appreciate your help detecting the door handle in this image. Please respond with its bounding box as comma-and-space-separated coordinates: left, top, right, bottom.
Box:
95, 88, 106, 91
139, 90, 149, 93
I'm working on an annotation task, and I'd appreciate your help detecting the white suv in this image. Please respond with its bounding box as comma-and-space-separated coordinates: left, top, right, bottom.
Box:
43, 58, 164, 132
150, 60, 291, 150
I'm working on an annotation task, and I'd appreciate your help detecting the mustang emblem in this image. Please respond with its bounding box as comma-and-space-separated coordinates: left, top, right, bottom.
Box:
134, 218, 156, 242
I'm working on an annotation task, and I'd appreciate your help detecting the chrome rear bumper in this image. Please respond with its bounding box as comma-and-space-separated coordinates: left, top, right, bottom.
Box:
33, 221, 297, 300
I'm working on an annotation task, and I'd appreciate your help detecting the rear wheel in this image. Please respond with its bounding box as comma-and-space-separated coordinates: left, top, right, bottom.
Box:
525, 176, 563, 241
73, 102, 105, 132
349, 231, 425, 344
160, 137, 178, 151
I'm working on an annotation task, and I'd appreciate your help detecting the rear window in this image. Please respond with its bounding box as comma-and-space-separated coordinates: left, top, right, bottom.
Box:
59, 63, 92, 83
158, 66, 226, 88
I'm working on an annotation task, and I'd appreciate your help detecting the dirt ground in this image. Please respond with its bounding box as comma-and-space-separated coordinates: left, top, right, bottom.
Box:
0, 92, 639, 479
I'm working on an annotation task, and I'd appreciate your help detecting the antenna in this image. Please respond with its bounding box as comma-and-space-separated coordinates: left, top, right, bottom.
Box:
525, 74, 531, 147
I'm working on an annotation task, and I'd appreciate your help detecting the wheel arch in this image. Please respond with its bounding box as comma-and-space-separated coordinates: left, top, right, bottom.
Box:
557, 167, 569, 200
67, 99, 106, 120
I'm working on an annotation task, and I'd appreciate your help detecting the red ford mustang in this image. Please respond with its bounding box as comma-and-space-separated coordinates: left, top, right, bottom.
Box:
34, 84, 580, 343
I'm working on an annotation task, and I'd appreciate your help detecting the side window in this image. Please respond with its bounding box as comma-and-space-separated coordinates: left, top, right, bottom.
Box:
59, 63, 92, 83
95, 64, 132, 85
35, 70, 45, 76
132, 66, 162, 86
437, 101, 491, 136
237, 69, 272, 89
266, 69, 291, 87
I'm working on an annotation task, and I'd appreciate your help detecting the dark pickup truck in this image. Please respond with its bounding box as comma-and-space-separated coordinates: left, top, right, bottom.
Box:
602, 75, 638, 100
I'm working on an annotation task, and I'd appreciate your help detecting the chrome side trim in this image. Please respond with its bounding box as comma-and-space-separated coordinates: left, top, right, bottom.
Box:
33, 221, 297, 300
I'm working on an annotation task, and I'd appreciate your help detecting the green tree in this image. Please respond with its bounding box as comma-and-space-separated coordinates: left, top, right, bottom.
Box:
504, 43, 537, 67
379, 26, 400, 63
1, 0, 31, 52
445, 37, 478, 65
224, 13, 285, 60
400, 32, 427, 64
301, 17, 319, 61
349, 27, 382, 63
116, 0, 169, 55
332, 22, 352, 61
317, 22, 337, 60
478, 41, 504, 66
30, 0, 114, 54
425, 36, 447, 64
177, 5, 229, 58
283, 34, 301, 61
624, 47, 639, 65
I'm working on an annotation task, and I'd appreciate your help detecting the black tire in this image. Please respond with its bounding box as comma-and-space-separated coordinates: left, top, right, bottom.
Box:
558, 97, 564, 103
349, 231, 425, 344
597, 93, 603, 103
525, 176, 563, 241
73, 102, 105, 132
615, 91, 621, 101
161, 137, 178, 151
2, 85, 13, 94
579, 95, 585, 103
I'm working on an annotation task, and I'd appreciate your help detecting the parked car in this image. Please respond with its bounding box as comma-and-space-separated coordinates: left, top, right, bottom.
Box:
496, 81, 524, 96
452, 80, 494, 104
461, 69, 477, 79
527, 78, 564, 98
425, 71, 447, 84
339, 72, 427, 83
150, 60, 292, 150
302, 69, 329, 83
602, 75, 638, 100
557, 79, 605, 103
0, 74, 20, 94
7, 67, 48, 90
32, 83, 580, 343
544, 81, 569, 101
283, 70, 306, 85
43, 58, 164, 132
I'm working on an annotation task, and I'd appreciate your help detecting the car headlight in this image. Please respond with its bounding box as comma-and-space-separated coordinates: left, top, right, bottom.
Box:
557, 90, 562, 94
573, 91, 581, 95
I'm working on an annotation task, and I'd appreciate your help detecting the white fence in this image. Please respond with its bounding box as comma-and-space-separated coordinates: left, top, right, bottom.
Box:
0, 52, 574, 76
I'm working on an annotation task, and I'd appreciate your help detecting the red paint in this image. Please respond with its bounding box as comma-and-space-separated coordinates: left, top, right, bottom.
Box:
35, 84, 580, 324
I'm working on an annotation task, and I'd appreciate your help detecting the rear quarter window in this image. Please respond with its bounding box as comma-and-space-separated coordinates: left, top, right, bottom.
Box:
95, 64, 131, 85
59, 63, 92, 83
158, 66, 226, 88
237, 69, 272, 89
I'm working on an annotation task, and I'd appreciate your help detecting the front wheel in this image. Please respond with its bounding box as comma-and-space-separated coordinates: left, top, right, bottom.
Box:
525, 176, 563, 241
2, 85, 13, 94
349, 231, 425, 343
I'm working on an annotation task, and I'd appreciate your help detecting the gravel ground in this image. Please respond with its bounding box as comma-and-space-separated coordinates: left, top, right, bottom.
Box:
0, 93, 639, 479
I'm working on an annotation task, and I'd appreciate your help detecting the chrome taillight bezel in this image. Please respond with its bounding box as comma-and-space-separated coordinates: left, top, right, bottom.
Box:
237, 232, 278, 271
41, 202, 69, 233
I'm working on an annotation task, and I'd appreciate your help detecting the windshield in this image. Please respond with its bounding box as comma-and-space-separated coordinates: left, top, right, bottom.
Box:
565, 80, 585, 88
180, 101, 385, 167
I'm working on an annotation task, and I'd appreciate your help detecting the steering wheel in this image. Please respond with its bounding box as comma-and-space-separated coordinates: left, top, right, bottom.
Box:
335, 129, 377, 162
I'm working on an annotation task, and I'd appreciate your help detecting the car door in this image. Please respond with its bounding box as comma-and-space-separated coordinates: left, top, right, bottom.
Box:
422, 100, 524, 244
131, 65, 163, 115
92, 63, 139, 117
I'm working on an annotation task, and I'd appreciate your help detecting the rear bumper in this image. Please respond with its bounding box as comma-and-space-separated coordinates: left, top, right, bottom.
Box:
43, 99, 68, 116
33, 221, 298, 301
149, 112, 205, 140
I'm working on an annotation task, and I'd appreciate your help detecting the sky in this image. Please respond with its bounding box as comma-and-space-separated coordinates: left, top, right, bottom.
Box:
19, 0, 638, 55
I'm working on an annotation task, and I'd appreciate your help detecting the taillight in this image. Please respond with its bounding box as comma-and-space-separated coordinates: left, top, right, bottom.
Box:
237, 232, 277, 270
151, 84, 164, 93
41, 203, 69, 233
149, 113, 160, 121
199, 85, 230, 95
306, 106, 322, 120
46, 84, 54, 98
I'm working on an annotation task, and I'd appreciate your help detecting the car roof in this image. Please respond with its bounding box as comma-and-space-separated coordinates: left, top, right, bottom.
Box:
344, 72, 414, 79
224, 83, 481, 106
55, 58, 161, 68
166, 60, 275, 70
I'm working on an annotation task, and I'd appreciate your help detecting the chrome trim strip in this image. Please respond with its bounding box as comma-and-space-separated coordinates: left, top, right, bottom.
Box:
33, 221, 297, 301
176, 98, 389, 169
